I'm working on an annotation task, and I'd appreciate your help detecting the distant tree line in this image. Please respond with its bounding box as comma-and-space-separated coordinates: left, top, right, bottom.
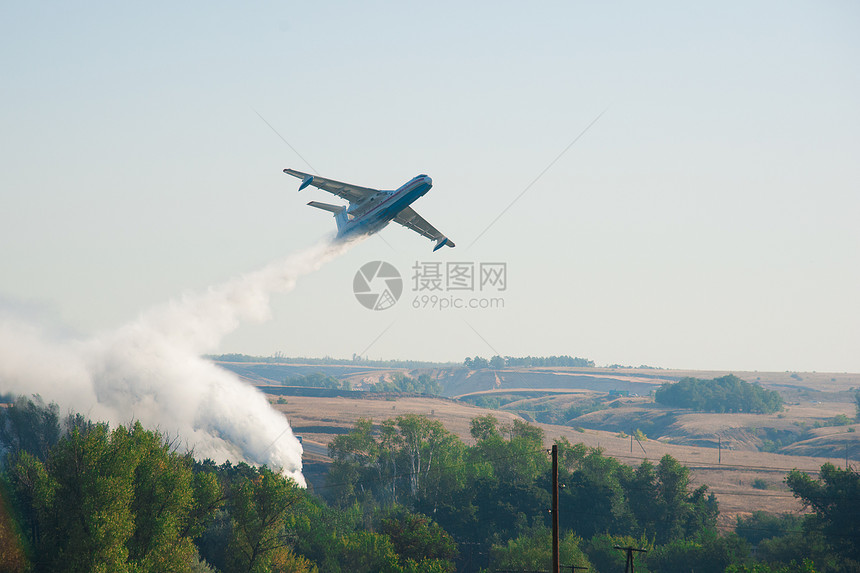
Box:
855, 390, 860, 421
369, 372, 442, 396
655, 374, 784, 414
462, 393, 612, 427
207, 353, 453, 368
210, 353, 599, 370
284, 372, 352, 391
464, 355, 595, 369
284, 372, 442, 396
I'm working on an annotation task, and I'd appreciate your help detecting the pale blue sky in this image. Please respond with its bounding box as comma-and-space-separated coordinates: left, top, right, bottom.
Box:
2, 1, 859, 372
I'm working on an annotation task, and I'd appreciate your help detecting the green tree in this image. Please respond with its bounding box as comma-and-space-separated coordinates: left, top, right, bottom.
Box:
327, 418, 382, 505
226, 467, 302, 573
652, 454, 718, 543
625, 459, 660, 537
378, 508, 457, 571
490, 528, 590, 572
754, 530, 834, 571
725, 558, 819, 572
854, 390, 860, 421
21, 423, 137, 572
735, 512, 802, 546
655, 375, 783, 413
0, 395, 60, 462
396, 414, 446, 497
786, 463, 860, 567
584, 534, 652, 573
9, 422, 222, 573
123, 424, 210, 571
327, 415, 462, 507
554, 437, 588, 470
474, 419, 545, 485
470, 356, 489, 369
647, 530, 750, 573
561, 448, 632, 538
335, 530, 400, 573
469, 415, 500, 442
285, 372, 346, 390
0, 484, 28, 573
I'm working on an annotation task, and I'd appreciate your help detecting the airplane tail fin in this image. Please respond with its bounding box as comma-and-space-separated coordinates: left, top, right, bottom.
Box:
307, 201, 349, 232
334, 209, 349, 232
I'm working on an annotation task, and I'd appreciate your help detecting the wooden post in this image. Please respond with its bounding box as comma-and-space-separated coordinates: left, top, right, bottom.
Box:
552, 444, 559, 573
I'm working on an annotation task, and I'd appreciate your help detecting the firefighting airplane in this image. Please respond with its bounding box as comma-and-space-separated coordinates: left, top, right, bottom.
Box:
283, 168, 455, 251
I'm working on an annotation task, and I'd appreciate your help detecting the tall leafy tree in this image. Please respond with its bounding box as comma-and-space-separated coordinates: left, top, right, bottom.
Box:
0, 483, 28, 573
652, 454, 718, 543
23, 423, 137, 572
334, 530, 401, 573
786, 463, 860, 567
648, 530, 750, 573
395, 414, 448, 498
9, 422, 222, 573
327, 418, 382, 505
226, 467, 302, 573
378, 508, 457, 572
490, 527, 590, 572
625, 459, 660, 537
0, 395, 60, 462
326, 415, 462, 507
561, 448, 632, 538
584, 533, 652, 573
854, 390, 860, 421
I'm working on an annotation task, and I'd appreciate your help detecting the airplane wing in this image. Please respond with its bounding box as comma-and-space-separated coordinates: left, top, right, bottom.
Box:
393, 206, 455, 251
283, 168, 377, 203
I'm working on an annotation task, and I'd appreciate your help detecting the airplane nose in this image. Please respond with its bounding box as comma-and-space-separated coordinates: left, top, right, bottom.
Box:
425, 176, 433, 186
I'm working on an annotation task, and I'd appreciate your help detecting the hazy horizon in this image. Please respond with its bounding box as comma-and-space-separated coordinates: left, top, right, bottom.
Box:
2, 2, 858, 373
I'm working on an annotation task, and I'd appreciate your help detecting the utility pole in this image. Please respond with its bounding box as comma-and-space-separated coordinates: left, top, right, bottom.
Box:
614, 545, 647, 573
552, 444, 559, 573
633, 432, 646, 454
718, 435, 721, 464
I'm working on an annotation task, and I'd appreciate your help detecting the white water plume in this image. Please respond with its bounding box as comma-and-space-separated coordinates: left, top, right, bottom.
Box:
0, 237, 358, 485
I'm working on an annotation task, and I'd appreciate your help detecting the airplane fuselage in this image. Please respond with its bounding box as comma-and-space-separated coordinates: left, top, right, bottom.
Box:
336, 174, 432, 239
284, 167, 454, 251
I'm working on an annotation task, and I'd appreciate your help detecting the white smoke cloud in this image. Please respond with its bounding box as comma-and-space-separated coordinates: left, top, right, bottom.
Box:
0, 237, 358, 486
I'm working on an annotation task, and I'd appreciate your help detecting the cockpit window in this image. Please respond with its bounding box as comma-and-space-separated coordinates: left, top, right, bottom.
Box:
418, 174, 428, 178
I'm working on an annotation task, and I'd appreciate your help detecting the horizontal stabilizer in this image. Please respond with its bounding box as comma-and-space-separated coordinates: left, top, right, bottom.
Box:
307, 201, 346, 214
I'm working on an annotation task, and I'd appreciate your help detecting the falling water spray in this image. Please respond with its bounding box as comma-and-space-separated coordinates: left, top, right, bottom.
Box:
0, 237, 358, 485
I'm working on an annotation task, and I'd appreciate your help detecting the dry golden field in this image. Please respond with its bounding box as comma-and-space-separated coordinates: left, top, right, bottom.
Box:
214, 360, 859, 530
